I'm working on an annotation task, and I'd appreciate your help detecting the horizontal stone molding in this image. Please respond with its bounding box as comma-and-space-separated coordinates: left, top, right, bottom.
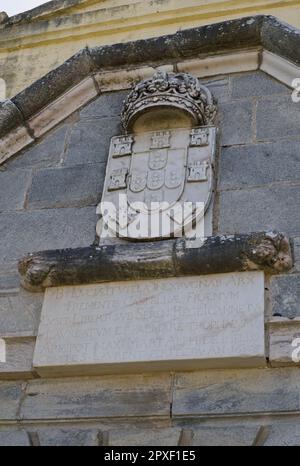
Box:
1, 1, 300, 54
95, 51, 260, 93
261, 50, 300, 89
0, 100, 24, 138
177, 50, 259, 78
20, 373, 172, 420
95, 65, 174, 92
0, 126, 34, 165
172, 367, 300, 417
28, 77, 98, 138
18, 231, 293, 292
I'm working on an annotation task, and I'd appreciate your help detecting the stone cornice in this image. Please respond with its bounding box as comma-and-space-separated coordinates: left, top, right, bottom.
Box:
1, 15, 300, 165
19, 232, 293, 292
1, 0, 300, 50
1, 0, 84, 25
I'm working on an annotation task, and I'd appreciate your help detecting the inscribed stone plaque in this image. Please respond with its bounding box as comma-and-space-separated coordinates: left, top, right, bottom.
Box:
33, 272, 265, 376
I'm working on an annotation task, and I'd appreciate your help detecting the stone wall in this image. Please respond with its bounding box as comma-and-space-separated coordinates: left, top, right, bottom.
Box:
0, 70, 299, 445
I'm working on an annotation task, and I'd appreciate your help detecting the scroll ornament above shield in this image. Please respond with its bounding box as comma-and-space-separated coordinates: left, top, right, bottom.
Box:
97, 71, 218, 241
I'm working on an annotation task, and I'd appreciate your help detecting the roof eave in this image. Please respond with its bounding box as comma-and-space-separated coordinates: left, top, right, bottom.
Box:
0, 15, 299, 143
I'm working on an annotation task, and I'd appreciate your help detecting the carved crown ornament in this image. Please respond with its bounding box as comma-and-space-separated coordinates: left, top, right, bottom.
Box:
121, 71, 217, 131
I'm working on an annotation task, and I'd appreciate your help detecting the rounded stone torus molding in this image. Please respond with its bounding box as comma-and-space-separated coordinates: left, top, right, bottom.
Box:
121, 71, 217, 132
18, 232, 293, 292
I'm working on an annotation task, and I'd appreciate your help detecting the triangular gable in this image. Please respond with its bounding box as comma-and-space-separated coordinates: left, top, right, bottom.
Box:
0, 15, 299, 165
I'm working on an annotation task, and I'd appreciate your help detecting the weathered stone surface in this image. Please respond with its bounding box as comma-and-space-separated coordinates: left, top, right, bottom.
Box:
80, 91, 128, 118
270, 274, 300, 318
33, 272, 265, 376
219, 100, 253, 146
178, 51, 258, 84
95, 66, 173, 93
28, 78, 97, 139
218, 184, 300, 236
18, 233, 292, 292
1, 15, 300, 154
176, 16, 263, 58
172, 367, 300, 416
90, 16, 263, 70
260, 50, 300, 90
190, 425, 259, 446
0, 272, 19, 293
0, 430, 30, 446
20, 374, 172, 420
12, 49, 95, 120
24, 421, 300, 446
204, 77, 230, 103
0, 125, 34, 166
121, 72, 216, 131
264, 423, 300, 446
0, 262, 19, 281
0, 289, 43, 336
0, 100, 24, 138
6, 0, 77, 24
27, 164, 105, 209
0, 420, 294, 446
0, 169, 31, 212
231, 71, 289, 98
0, 12, 8, 25
0, 14, 299, 434
4, 125, 69, 170
262, 15, 300, 67
0, 338, 35, 379
64, 118, 121, 166
0, 207, 97, 266
109, 427, 181, 446
36, 429, 100, 446
268, 320, 300, 366
219, 139, 300, 190
0, 382, 23, 420
256, 96, 300, 140
99, 125, 216, 241
293, 237, 300, 272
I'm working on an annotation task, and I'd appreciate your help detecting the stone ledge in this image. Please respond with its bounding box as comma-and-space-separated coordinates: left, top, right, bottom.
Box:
177, 50, 259, 78
18, 231, 293, 292
261, 14, 300, 68
0, 126, 34, 165
28, 77, 98, 138
261, 50, 300, 88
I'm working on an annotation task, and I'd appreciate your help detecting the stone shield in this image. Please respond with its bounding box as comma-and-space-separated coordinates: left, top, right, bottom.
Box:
98, 126, 216, 240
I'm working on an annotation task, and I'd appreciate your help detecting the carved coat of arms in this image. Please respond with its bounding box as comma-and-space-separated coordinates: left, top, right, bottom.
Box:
97, 71, 217, 241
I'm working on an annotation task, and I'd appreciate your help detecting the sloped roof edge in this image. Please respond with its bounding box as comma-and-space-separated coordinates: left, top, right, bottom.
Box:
0, 14, 299, 141
2, 0, 84, 25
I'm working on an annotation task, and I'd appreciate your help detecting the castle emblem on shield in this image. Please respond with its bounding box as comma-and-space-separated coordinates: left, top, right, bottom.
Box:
97, 71, 217, 241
